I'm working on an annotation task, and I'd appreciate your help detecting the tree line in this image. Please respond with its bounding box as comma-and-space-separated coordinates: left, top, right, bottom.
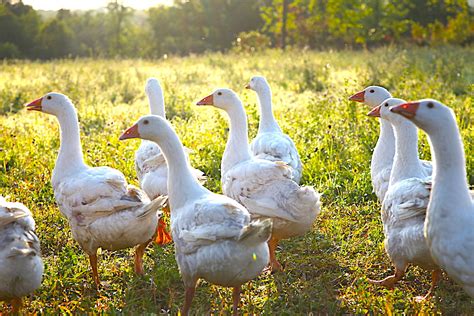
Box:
0, 0, 472, 59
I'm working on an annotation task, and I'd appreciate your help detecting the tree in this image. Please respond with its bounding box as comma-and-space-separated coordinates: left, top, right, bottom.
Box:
37, 18, 74, 58
0, 1, 41, 58
281, 0, 289, 49
1, 0, 473, 59
147, 0, 264, 56
261, 0, 298, 47
106, 0, 133, 56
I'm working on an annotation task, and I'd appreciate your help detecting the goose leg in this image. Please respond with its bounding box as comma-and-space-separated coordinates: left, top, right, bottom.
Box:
11, 297, 22, 314
267, 237, 283, 273
415, 269, 442, 302
89, 253, 100, 288
232, 286, 241, 316
134, 239, 151, 275
154, 217, 172, 245
368, 266, 405, 289
163, 203, 170, 215
181, 284, 196, 316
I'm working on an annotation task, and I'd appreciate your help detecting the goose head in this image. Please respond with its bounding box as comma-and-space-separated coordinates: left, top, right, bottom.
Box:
145, 77, 165, 116
120, 115, 169, 142
196, 88, 241, 112
145, 77, 161, 94
145, 77, 161, 92
245, 76, 269, 92
390, 99, 453, 134
26, 92, 73, 116
367, 97, 406, 125
349, 86, 391, 109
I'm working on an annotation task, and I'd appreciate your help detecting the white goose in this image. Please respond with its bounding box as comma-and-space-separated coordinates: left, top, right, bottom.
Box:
246, 76, 302, 183
134, 78, 205, 243
197, 89, 321, 272
26, 93, 167, 287
349, 86, 432, 201
391, 99, 474, 297
135, 78, 169, 200
367, 99, 440, 300
120, 115, 272, 315
135, 78, 205, 200
0, 197, 43, 313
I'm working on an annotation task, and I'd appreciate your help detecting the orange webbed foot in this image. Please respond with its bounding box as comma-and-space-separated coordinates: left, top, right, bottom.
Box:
154, 218, 172, 245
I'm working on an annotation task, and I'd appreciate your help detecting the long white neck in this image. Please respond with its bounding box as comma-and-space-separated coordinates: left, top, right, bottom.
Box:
428, 118, 471, 209
390, 119, 425, 185
148, 127, 207, 209
53, 107, 87, 182
256, 86, 281, 133
147, 89, 165, 118
222, 102, 253, 175
371, 118, 395, 178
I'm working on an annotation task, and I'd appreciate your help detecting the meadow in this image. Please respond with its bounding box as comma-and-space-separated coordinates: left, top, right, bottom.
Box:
0, 46, 473, 314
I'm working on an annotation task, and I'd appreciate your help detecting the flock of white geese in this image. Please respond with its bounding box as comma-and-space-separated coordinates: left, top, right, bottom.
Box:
0, 76, 472, 314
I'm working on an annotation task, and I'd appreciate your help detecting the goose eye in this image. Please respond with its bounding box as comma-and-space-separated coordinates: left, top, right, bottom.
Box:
384, 103, 389, 107
427, 102, 434, 109
369, 89, 375, 93
143, 120, 149, 125
47, 96, 52, 100
217, 92, 222, 96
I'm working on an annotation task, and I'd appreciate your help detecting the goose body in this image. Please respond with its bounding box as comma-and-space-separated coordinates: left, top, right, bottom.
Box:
171, 193, 270, 288
350, 86, 432, 201
52, 165, 165, 254
26, 93, 166, 286
135, 140, 169, 199
222, 159, 318, 241
135, 78, 205, 200
120, 115, 271, 315
0, 196, 43, 312
391, 99, 474, 297
197, 89, 320, 272
367, 99, 440, 298
381, 178, 433, 269
247, 76, 302, 183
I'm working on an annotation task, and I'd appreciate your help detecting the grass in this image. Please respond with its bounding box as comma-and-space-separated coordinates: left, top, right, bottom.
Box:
0, 46, 473, 314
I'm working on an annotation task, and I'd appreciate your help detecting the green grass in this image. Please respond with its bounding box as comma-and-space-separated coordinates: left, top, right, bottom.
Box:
0, 46, 473, 314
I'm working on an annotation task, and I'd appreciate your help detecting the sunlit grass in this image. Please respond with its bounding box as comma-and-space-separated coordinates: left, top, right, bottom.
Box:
0, 46, 473, 313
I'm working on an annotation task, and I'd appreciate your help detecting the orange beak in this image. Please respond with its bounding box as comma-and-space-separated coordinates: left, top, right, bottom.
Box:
367, 105, 381, 117
349, 90, 365, 102
25, 97, 43, 111
390, 102, 420, 119
196, 94, 214, 106
119, 124, 140, 140
245, 83, 251, 89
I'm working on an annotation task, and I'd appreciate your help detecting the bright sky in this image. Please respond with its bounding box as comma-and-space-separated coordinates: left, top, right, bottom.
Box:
22, 0, 173, 11
22, 0, 474, 10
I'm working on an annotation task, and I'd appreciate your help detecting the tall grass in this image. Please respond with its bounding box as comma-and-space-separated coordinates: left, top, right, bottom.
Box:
0, 46, 472, 313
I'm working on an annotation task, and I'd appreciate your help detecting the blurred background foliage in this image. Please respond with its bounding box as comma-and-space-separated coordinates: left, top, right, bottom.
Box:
0, 0, 473, 59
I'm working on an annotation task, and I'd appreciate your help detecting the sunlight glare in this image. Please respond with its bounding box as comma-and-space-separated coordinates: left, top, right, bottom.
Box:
22, 0, 173, 11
